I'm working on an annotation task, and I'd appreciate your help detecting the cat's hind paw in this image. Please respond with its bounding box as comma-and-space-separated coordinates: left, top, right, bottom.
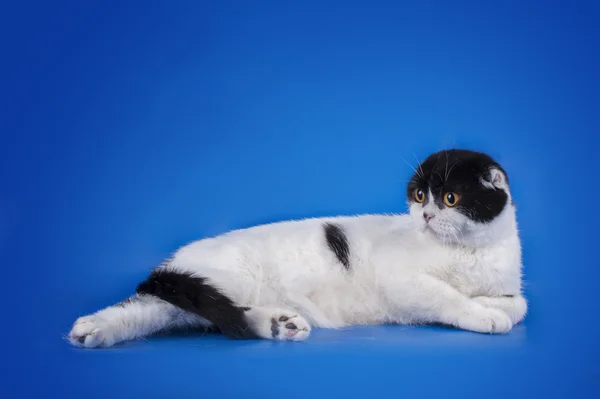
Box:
244, 307, 311, 341
270, 312, 311, 342
68, 315, 117, 348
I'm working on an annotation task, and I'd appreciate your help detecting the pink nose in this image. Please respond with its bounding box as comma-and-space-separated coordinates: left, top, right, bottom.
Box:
423, 213, 434, 223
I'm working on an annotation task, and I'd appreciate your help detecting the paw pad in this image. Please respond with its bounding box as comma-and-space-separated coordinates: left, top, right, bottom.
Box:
270, 312, 310, 341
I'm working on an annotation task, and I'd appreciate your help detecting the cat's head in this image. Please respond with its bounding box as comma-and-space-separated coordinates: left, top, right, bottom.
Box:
407, 149, 516, 247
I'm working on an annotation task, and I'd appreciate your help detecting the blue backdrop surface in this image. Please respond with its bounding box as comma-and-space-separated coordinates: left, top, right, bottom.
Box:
1, 1, 598, 398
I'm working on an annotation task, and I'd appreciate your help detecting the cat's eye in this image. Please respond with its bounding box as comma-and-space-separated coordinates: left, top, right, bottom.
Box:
414, 189, 425, 203
443, 192, 459, 207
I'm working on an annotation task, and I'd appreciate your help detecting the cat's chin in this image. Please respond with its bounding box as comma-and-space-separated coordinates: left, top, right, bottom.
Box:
423, 225, 462, 245
422, 224, 442, 239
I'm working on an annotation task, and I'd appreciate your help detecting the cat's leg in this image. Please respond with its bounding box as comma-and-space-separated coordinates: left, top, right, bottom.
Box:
68, 293, 211, 348
471, 295, 527, 325
390, 274, 513, 334
136, 267, 311, 341
243, 306, 311, 342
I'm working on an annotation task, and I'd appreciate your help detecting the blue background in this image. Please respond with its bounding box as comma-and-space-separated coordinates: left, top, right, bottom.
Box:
1, 1, 598, 397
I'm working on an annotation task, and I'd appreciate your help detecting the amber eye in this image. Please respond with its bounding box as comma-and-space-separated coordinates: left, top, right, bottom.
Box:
443, 192, 459, 207
414, 189, 425, 203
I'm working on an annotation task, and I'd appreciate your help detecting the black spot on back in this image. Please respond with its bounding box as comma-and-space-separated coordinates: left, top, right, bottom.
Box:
323, 223, 350, 270
136, 268, 258, 339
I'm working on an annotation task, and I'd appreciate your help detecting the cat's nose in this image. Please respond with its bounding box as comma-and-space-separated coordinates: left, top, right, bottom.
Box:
423, 212, 435, 223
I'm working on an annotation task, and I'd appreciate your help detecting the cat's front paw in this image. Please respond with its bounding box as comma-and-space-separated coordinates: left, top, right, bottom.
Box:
472, 295, 527, 325
68, 315, 116, 348
457, 307, 513, 334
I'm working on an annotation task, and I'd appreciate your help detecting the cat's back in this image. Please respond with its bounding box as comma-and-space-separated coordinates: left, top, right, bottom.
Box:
169, 214, 403, 271
222, 214, 400, 241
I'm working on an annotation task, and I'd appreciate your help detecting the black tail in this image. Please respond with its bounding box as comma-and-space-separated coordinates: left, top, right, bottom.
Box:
136, 268, 257, 339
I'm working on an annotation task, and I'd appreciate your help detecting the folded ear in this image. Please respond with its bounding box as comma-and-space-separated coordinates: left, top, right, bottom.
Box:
482, 167, 508, 190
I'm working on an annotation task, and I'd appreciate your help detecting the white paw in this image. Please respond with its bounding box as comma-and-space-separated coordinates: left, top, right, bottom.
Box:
472, 295, 528, 325
457, 307, 513, 334
270, 312, 311, 342
68, 315, 117, 348
471, 296, 493, 308
506, 296, 528, 324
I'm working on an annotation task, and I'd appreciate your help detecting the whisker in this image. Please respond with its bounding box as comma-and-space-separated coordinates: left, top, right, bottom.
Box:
412, 152, 425, 178
450, 229, 459, 245
446, 161, 459, 181
400, 156, 420, 178
444, 152, 449, 181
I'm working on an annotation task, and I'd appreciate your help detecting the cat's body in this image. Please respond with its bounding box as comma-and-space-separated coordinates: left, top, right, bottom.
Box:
69, 149, 527, 348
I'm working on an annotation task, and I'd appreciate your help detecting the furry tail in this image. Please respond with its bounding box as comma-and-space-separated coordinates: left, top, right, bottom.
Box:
136, 268, 257, 339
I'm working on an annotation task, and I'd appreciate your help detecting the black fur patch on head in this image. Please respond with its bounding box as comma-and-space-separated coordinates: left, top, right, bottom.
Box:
137, 269, 258, 339
323, 223, 350, 269
407, 149, 509, 223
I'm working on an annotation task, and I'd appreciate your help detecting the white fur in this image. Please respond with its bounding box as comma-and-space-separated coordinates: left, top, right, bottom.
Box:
69, 174, 526, 347
69, 294, 210, 347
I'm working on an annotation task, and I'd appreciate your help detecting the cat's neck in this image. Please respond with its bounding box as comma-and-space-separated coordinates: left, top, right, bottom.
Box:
463, 204, 519, 249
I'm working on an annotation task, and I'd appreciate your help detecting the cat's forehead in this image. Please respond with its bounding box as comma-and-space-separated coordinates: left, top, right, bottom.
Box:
412, 149, 506, 189
424, 157, 483, 187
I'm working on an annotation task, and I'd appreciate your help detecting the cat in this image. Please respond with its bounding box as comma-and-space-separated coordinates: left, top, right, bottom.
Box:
68, 149, 527, 347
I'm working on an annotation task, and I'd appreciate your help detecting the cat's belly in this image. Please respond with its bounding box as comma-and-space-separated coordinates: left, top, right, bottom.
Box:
280, 287, 383, 328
